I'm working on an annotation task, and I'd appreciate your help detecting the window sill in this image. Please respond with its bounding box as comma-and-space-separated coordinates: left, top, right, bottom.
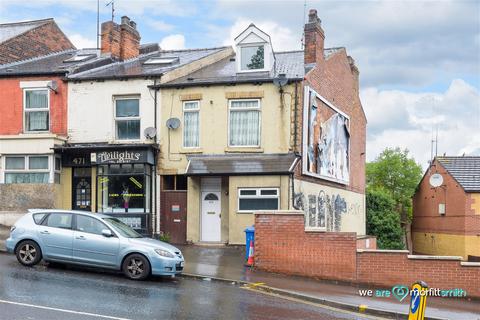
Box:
225, 147, 264, 153
179, 148, 203, 154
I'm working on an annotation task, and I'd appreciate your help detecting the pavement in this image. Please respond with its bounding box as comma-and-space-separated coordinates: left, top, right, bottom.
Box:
177, 244, 480, 320
1, 225, 478, 319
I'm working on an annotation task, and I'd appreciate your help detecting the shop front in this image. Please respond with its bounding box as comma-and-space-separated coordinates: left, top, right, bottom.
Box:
55, 144, 156, 235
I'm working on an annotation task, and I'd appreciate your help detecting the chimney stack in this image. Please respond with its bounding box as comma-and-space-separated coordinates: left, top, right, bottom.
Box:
304, 9, 325, 65
101, 16, 140, 61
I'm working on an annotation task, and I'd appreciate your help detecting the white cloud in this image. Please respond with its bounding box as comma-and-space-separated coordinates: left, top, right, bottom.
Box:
223, 18, 299, 51
160, 34, 185, 50
146, 19, 174, 32
68, 34, 96, 49
362, 79, 480, 168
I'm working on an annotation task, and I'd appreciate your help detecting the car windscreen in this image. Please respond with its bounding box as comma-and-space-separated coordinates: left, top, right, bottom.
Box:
103, 218, 143, 238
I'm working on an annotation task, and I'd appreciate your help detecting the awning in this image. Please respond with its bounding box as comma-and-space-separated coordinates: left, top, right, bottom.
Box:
185, 153, 299, 176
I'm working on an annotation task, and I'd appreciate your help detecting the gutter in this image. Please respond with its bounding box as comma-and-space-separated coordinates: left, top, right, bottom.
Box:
148, 77, 304, 90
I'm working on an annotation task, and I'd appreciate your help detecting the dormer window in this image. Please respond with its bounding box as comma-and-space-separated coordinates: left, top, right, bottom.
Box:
241, 45, 264, 70
235, 24, 274, 73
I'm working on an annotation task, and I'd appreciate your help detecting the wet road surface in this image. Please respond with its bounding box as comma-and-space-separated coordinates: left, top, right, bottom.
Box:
0, 253, 380, 320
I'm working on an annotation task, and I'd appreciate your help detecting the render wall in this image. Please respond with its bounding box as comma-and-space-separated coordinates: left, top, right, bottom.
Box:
67, 79, 157, 143
254, 213, 480, 298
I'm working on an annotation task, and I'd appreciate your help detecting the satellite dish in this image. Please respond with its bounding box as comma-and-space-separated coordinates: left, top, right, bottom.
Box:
166, 118, 180, 130
273, 73, 288, 87
144, 127, 157, 139
429, 173, 443, 188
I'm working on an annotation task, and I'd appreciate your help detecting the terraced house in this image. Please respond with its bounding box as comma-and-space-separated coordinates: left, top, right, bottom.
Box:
154, 10, 367, 245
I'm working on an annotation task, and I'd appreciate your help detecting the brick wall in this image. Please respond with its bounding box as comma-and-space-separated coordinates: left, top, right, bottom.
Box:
101, 16, 140, 61
0, 21, 74, 64
0, 76, 68, 135
255, 212, 480, 298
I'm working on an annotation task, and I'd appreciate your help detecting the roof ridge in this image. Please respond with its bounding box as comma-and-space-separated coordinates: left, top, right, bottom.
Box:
0, 49, 77, 69
0, 18, 53, 27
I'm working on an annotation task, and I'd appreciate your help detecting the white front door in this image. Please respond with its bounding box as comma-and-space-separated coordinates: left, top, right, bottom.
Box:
201, 191, 221, 242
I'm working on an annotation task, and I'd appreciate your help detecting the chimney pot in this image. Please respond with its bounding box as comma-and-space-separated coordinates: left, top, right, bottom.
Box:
308, 9, 320, 24
121, 16, 130, 25
304, 8, 325, 65
130, 21, 137, 29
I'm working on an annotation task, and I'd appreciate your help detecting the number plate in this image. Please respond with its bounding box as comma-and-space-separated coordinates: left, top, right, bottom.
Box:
180, 261, 184, 267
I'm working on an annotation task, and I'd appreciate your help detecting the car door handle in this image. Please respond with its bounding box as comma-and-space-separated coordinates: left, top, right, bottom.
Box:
75, 236, 86, 240
40, 230, 50, 235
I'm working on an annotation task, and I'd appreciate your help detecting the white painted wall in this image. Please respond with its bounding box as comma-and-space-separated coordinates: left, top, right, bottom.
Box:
68, 79, 159, 143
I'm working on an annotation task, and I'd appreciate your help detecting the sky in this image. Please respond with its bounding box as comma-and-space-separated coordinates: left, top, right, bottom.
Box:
1, 0, 479, 169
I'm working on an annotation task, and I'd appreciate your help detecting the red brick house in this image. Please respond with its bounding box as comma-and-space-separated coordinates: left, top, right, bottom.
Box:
412, 156, 480, 260
0, 18, 75, 64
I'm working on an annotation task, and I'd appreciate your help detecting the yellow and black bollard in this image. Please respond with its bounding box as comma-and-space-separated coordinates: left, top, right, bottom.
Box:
408, 281, 428, 320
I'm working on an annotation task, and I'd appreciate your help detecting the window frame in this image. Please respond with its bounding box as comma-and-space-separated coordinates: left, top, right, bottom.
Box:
74, 214, 115, 236
237, 187, 279, 213
238, 43, 267, 72
41, 212, 73, 230
228, 99, 262, 148
182, 100, 200, 148
114, 96, 141, 141
4, 155, 51, 184
23, 88, 50, 133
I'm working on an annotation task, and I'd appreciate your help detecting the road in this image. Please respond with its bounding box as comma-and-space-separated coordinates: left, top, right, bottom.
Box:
0, 253, 381, 320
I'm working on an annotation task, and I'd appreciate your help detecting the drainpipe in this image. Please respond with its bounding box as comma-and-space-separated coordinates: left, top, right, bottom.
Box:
292, 81, 300, 210
153, 79, 159, 237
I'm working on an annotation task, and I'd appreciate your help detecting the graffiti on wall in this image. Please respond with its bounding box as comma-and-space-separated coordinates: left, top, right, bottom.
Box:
304, 87, 350, 183
294, 189, 359, 231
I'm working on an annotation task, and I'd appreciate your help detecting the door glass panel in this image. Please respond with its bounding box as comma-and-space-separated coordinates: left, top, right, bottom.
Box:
204, 193, 219, 201
76, 215, 107, 235
45, 213, 72, 229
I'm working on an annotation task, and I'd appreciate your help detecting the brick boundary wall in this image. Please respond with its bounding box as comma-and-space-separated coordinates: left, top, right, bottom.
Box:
254, 212, 480, 298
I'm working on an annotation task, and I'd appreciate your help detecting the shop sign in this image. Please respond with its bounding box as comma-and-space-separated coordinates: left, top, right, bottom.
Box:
93, 150, 147, 164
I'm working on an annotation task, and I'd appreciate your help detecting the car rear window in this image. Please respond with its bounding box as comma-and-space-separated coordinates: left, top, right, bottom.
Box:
33, 213, 47, 225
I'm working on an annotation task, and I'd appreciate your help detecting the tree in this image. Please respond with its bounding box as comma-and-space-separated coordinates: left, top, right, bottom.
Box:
366, 147, 423, 250
247, 46, 264, 69
366, 188, 404, 249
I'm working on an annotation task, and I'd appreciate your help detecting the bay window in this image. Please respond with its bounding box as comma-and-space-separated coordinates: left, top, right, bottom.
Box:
229, 99, 261, 147
24, 89, 49, 132
115, 98, 140, 140
4, 155, 50, 183
183, 101, 200, 148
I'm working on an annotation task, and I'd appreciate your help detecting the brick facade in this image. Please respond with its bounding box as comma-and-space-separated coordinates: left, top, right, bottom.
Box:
0, 20, 74, 64
296, 10, 366, 195
0, 76, 68, 135
101, 16, 140, 61
255, 213, 480, 298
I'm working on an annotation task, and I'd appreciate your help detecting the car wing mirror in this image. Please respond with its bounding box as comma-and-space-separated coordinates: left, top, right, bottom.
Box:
102, 229, 113, 237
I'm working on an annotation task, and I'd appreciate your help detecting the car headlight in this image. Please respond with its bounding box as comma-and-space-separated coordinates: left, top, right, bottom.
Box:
155, 249, 175, 258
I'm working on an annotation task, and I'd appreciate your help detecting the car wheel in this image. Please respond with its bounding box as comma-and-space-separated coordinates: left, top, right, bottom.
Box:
122, 254, 150, 280
16, 240, 42, 266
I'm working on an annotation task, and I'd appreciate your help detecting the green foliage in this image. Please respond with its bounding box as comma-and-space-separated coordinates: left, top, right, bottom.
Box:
159, 232, 171, 243
247, 46, 264, 69
366, 188, 405, 249
366, 147, 423, 223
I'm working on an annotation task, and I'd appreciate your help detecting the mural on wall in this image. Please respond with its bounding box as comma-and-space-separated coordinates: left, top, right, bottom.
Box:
304, 87, 350, 183
293, 180, 364, 233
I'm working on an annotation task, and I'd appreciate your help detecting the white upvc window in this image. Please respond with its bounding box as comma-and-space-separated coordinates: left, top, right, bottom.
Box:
238, 188, 279, 212
228, 99, 261, 147
240, 44, 265, 71
24, 89, 49, 132
4, 155, 50, 183
115, 97, 140, 140
183, 101, 200, 148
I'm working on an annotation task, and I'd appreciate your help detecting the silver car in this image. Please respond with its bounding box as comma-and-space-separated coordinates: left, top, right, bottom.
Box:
6, 210, 184, 280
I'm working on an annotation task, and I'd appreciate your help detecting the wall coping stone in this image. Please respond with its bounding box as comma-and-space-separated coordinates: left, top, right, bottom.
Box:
460, 262, 480, 267
407, 255, 463, 261
357, 249, 409, 254
254, 210, 304, 215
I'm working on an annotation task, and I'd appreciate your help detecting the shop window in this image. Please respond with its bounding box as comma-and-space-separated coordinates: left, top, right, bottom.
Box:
4, 155, 50, 183
183, 101, 200, 148
115, 98, 140, 140
24, 89, 49, 132
238, 188, 279, 212
97, 164, 151, 213
229, 99, 261, 147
